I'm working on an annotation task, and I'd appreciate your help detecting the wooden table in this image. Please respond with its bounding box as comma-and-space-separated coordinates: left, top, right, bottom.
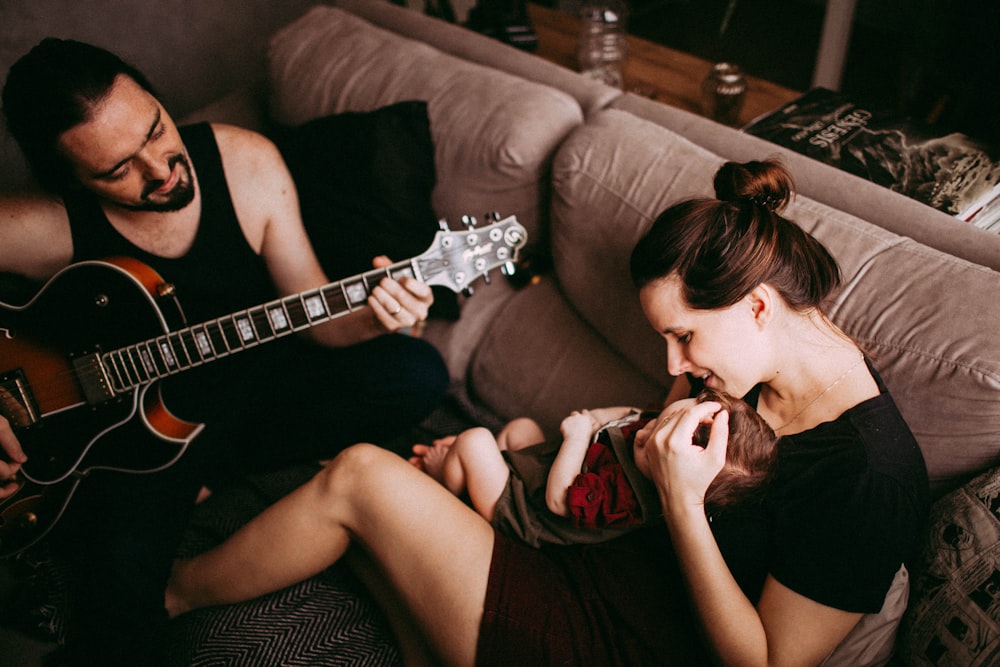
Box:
527, 3, 800, 127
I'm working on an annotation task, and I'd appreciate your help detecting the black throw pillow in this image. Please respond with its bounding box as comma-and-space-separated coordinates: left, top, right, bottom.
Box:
269, 101, 457, 319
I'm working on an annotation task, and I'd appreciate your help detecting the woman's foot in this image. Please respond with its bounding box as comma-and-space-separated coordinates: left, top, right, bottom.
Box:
164, 560, 191, 619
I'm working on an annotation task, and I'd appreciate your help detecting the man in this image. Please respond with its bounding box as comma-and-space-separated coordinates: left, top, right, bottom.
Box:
0, 38, 448, 665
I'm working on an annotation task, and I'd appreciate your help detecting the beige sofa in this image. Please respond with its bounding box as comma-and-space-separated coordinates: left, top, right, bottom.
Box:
3, 1, 1000, 665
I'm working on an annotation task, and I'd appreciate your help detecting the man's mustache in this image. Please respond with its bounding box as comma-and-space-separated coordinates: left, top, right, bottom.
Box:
142, 154, 188, 199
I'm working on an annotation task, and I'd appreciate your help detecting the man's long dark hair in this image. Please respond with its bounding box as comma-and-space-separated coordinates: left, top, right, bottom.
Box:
2, 38, 157, 194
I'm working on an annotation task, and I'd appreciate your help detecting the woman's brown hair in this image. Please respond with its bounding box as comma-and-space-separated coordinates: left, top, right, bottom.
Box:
630, 159, 841, 312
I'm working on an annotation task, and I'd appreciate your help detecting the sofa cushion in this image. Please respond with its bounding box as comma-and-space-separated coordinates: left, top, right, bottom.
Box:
266, 5, 584, 255
468, 276, 665, 435
549, 109, 723, 390
898, 464, 1000, 666
548, 109, 1000, 495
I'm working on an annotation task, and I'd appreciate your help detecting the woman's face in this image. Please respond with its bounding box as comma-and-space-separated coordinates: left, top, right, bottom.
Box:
639, 275, 765, 399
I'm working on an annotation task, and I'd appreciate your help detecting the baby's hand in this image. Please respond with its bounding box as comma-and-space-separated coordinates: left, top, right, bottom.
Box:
560, 410, 597, 442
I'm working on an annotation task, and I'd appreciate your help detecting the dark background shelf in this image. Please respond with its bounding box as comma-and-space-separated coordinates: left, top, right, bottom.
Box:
552, 0, 1000, 148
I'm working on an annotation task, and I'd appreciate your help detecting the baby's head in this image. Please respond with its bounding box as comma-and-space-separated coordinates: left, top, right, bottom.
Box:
695, 389, 778, 512
633, 389, 778, 512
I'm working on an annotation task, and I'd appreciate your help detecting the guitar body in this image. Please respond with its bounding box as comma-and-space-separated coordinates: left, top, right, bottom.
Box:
0, 259, 201, 485
0, 215, 526, 557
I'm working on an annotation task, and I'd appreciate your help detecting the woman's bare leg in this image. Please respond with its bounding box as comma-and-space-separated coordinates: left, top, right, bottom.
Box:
166, 443, 494, 667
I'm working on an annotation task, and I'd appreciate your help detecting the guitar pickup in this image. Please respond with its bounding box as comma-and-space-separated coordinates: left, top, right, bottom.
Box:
0, 370, 40, 429
71, 352, 116, 405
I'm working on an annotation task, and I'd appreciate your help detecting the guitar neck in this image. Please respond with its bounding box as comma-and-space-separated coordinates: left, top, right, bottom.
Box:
101, 258, 420, 393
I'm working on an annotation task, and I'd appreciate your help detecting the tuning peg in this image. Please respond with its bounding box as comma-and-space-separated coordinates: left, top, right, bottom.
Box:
485, 211, 501, 222
482, 273, 491, 285
438, 219, 450, 231
501, 261, 516, 276
461, 215, 477, 228
462, 286, 475, 297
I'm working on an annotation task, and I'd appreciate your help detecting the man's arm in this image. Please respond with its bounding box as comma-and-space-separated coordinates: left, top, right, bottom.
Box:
0, 193, 74, 280
0, 193, 73, 495
215, 123, 432, 347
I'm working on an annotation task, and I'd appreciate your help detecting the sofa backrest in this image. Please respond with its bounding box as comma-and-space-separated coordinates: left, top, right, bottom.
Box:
330, 0, 620, 116
265, 6, 585, 255
550, 109, 1000, 496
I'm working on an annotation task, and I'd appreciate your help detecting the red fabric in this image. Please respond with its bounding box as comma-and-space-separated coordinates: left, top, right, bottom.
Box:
566, 441, 641, 529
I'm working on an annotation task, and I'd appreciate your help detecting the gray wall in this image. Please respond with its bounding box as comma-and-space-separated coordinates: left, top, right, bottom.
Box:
0, 0, 319, 190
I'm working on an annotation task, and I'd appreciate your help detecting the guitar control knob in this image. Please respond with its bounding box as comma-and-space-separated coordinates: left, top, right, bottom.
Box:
17, 512, 38, 529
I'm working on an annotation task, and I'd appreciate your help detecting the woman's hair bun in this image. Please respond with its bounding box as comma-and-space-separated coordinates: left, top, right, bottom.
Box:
713, 159, 794, 213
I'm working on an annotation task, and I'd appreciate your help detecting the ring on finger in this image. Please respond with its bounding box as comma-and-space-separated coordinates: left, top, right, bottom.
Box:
390, 305, 402, 316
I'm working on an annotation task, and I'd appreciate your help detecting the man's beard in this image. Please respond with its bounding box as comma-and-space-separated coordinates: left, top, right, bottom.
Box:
128, 154, 196, 212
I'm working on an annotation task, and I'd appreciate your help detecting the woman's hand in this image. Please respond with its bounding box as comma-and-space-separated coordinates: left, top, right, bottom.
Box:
643, 401, 728, 517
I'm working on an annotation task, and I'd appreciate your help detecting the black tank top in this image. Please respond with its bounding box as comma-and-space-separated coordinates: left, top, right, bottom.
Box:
65, 123, 276, 325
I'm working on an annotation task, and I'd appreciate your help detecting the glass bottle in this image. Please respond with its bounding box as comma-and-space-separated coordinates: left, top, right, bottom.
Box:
701, 62, 748, 126
577, 0, 629, 89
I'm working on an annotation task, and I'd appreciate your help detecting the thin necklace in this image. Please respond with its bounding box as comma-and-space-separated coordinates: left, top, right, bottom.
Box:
775, 355, 866, 433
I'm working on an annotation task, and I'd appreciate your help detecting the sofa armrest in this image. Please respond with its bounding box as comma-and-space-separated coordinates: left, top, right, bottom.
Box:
611, 93, 1000, 272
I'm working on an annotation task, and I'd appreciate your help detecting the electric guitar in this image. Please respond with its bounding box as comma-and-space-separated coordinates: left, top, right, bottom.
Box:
0, 214, 526, 557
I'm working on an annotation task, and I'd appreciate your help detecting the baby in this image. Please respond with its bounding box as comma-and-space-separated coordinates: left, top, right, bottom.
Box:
410, 388, 778, 547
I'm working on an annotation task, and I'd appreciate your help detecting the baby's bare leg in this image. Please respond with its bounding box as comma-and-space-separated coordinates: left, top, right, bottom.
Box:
447, 428, 510, 521
496, 417, 545, 452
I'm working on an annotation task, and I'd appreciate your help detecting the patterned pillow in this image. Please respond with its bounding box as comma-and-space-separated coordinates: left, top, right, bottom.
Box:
898, 466, 1000, 666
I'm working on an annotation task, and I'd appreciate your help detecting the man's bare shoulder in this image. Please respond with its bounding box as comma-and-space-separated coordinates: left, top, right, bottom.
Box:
0, 192, 73, 280
209, 123, 284, 168
206, 123, 301, 254
209, 123, 292, 202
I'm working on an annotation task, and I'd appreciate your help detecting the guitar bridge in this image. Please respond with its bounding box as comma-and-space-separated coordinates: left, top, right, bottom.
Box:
0, 370, 40, 428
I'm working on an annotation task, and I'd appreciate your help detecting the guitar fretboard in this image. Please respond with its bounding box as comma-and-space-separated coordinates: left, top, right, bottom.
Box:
101, 260, 419, 392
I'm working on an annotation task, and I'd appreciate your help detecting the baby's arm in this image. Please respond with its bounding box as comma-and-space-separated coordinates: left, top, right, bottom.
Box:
582, 406, 638, 425
545, 410, 603, 516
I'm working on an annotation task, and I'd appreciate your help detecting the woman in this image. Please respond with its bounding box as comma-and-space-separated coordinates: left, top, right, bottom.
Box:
166, 160, 929, 666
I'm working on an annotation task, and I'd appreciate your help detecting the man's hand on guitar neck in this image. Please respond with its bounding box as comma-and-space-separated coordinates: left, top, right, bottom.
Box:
367, 255, 434, 334
0, 415, 27, 499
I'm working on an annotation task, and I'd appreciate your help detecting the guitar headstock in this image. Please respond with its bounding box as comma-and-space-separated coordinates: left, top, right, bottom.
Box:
416, 214, 527, 294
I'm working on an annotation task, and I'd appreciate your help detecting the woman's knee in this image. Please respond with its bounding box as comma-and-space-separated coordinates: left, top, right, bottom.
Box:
316, 443, 394, 495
